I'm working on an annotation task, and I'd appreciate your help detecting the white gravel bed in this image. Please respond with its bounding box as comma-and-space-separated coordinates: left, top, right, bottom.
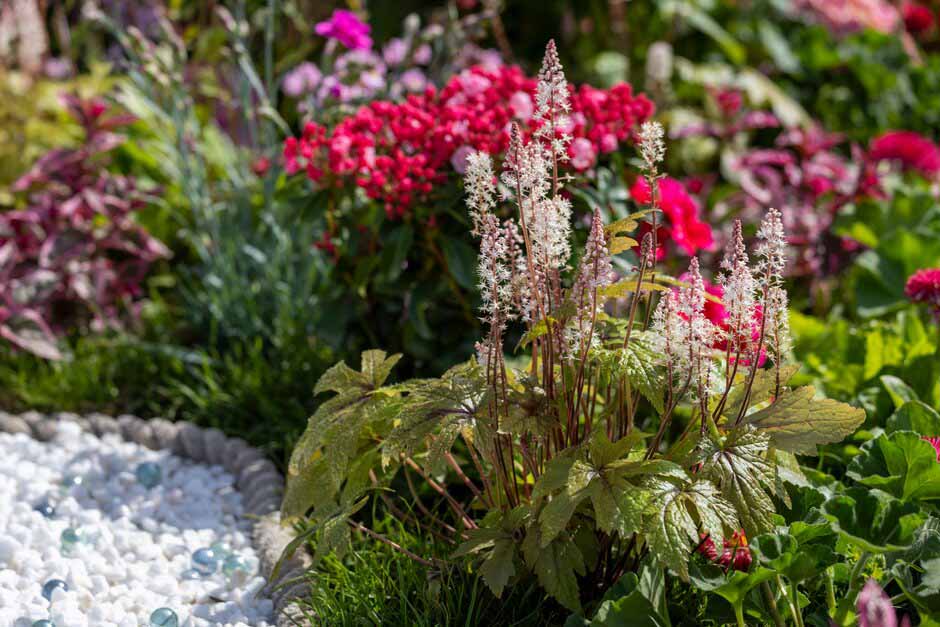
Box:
0, 421, 276, 627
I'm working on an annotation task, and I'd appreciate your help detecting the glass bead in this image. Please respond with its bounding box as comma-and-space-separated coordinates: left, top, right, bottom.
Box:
41, 578, 68, 601
60, 528, 83, 552
209, 541, 230, 557
59, 475, 83, 492
149, 608, 179, 627
33, 500, 55, 518
135, 462, 163, 489
32, 621, 55, 627
181, 568, 202, 581
222, 554, 248, 577
191, 548, 218, 576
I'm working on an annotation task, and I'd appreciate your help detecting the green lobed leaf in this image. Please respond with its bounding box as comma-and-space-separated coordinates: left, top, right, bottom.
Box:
886, 401, 940, 436
522, 528, 586, 611
847, 431, 940, 502
822, 487, 924, 552
700, 427, 776, 537
642, 476, 737, 580
742, 386, 865, 455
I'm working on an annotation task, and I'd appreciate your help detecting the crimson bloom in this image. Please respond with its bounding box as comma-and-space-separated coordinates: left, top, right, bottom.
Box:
314, 10, 372, 50
902, 2, 935, 34
696, 530, 752, 572
869, 131, 940, 179
905, 268, 940, 319
630, 176, 714, 257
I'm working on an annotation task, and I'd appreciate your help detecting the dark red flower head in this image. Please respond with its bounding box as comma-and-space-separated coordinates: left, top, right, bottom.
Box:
905, 268, 940, 318
903, 2, 935, 34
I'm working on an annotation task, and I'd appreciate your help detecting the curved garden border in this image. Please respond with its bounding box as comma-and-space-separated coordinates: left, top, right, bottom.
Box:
0, 410, 311, 627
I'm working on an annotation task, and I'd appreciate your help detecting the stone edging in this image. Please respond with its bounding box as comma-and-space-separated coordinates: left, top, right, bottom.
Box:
0, 410, 311, 627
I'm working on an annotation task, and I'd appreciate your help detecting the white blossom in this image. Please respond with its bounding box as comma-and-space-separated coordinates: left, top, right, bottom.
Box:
638, 120, 666, 172
464, 151, 496, 236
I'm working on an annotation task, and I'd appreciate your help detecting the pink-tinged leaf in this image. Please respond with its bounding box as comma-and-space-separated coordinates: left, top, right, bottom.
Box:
0, 311, 63, 360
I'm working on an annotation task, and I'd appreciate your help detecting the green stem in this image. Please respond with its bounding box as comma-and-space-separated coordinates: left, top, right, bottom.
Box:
734, 602, 746, 627
835, 552, 871, 624
790, 581, 805, 627
761, 581, 786, 627
825, 567, 837, 615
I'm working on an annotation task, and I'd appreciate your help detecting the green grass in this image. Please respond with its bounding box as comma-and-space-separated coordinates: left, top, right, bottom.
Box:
294, 517, 566, 627
0, 333, 332, 465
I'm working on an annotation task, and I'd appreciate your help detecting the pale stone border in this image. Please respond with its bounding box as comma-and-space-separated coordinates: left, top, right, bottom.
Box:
0, 411, 311, 627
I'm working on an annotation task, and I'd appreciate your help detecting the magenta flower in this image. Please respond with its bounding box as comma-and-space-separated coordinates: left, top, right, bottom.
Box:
869, 131, 940, 179
314, 10, 372, 51
857, 579, 905, 627
906, 268, 940, 319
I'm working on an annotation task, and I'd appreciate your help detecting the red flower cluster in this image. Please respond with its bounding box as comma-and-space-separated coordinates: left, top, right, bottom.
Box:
629, 176, 714, 257
284, 64, 654, 218
869, 131, 940, 179
905, 267, 940, 318
697, 530, 752, 572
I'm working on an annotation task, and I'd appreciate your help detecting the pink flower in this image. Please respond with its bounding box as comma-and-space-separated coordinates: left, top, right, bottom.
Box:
509, 91, 534, 121
869, 131, 940, 179
857, 579, 898, 627
451, 145, 475, 174
631, 177, 713, 256
903, 2, 935, 34
906, 268, 940, 318
314, 10, 372, 50
569, 137, 597, 171
697, 530, 751, 572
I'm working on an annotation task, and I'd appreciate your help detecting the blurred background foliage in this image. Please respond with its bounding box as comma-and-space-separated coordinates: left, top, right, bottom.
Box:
1, 0, 939, 465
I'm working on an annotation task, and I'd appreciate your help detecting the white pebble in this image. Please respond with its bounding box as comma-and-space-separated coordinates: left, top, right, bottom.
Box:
0, 427, 275, 625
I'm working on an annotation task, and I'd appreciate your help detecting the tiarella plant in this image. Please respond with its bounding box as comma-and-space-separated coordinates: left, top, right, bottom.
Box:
280, 41, 865, 621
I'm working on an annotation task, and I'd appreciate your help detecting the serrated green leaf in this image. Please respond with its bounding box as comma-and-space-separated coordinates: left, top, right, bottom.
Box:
719, 364, 800, 420
479, 538, 517, 598
360, 349, 402, 389
642, 477, 737, 580
700, 427, 776, 537
522, 530, 586, 611
742, 386, 865, 455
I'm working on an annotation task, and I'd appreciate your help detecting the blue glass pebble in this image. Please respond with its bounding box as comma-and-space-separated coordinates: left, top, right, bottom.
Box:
60, 527, 83, 550
32, 621, 55, 627
33, 500, 55, 518
135, 462, 162, 489
149, 608, 179, 627
41, 578, 68, 601
191, 548, 218, 575
222, 554, 248, 577
181, 568, 202, 580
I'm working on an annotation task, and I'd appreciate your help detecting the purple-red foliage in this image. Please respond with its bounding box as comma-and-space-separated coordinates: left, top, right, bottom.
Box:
0, 95, 169, 359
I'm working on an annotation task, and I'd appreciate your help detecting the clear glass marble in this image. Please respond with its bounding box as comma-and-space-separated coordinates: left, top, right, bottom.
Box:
32, 500, 55, 518
222, 554, 248, 577
149, 608, 179, 627
41, 579, 68, 601
135, 462, 163, 489
31, 621, 55, 627
191, 548, 218, 576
